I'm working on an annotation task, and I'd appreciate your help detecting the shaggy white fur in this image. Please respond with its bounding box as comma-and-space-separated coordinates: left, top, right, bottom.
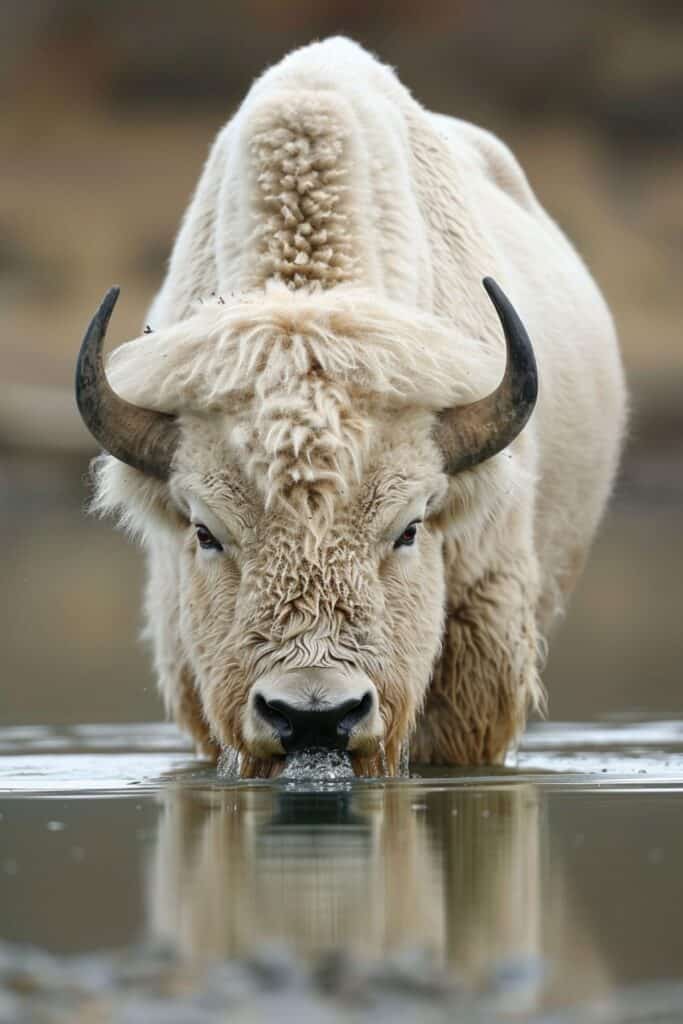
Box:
91, 38, 626, 772
98, 284, 515, 541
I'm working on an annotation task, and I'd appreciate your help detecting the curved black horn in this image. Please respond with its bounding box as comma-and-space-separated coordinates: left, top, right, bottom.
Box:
75, 288, 179, 479
435, 277, 538, 475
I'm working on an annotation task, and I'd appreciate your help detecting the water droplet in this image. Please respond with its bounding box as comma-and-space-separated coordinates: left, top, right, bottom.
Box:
378, 740, 388, 777
217, 746, 241, 778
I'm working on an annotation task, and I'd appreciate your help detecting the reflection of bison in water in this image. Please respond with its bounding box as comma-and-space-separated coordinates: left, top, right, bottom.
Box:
149, 788, 443, 960
76, 38, 626, 775
147, 784, 610, 1007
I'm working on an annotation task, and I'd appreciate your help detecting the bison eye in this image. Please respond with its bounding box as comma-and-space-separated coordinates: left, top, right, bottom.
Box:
195, 523, 223, 552
394, 520, 421, 549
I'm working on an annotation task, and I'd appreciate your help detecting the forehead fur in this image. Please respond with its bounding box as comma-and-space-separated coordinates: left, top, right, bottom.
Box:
107, 283, 501, 413
96, 284, 505, 535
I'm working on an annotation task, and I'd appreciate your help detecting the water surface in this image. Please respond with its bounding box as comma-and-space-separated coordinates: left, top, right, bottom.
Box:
1, 721, 683, 1021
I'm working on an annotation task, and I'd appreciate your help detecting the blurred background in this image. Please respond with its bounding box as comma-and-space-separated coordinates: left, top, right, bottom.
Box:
1, 0, 681, 726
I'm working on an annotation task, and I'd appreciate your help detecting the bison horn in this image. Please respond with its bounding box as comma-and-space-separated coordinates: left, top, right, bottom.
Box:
435, 277, 538, 475
75, 287, 180, 479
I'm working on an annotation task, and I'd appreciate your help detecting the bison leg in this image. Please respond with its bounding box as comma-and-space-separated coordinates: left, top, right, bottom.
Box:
411, 559, 542, 765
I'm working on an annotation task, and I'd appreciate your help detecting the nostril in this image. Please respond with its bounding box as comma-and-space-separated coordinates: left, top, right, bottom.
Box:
337, 690, 374, 737
253, 690, 375, 752
255, 694, 293, 741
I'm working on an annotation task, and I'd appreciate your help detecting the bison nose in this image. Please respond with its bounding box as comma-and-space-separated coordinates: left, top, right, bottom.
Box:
254, 692, 374, 752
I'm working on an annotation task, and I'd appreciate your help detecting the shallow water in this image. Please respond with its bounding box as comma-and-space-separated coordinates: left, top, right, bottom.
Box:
1, 721, 683, 1021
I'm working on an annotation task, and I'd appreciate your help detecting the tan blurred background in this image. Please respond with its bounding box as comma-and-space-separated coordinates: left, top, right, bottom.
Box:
1, 0, 681, 725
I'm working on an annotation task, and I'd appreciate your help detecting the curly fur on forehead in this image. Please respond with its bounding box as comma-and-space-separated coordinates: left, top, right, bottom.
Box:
95, 283, 506, 537
108, 283, 502, 412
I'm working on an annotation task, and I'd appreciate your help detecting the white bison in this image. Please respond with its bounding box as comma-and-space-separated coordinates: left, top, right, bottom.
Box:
76, 38, 626, 775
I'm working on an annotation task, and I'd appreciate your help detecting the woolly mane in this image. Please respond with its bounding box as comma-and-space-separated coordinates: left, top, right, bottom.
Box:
246, 92, 360, 289
94, 283, 506, 533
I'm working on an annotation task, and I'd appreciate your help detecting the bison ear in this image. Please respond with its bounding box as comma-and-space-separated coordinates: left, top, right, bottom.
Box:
75, 287, 180, 480
434, 277, 538, 475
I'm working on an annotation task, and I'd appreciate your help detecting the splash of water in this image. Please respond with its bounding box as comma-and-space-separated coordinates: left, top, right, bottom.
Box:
378, 739, 388, 777
399, 740, 411, 778
281, 748, 355, 781
217, 746, 241, 778
217, 742, 408, 782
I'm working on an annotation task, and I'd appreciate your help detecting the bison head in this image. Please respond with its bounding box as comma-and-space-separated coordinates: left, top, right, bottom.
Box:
76, 281, 536, 776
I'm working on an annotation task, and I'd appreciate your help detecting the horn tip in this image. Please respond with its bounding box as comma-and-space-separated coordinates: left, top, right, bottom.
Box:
96, 286, 121, 328
482, 276, 501, 300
